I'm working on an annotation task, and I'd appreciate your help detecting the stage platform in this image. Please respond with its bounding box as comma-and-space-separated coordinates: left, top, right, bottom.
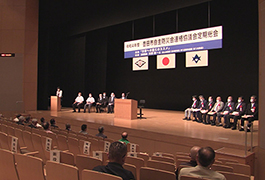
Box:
27, 107, 258, 148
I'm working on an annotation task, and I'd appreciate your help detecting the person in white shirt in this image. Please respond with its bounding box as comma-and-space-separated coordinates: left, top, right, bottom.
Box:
121, 93, 127, 99
72, 92, 84, 113
84, 93, 95, 113
56, 87, 63, 98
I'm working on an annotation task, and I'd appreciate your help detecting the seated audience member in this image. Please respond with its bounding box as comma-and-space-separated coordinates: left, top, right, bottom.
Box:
93, 141, 135, 180
65, 124, 71, 131
121, 93, 127, 99
197, 95, 207, 123
226, 96, 246, 130
102, 92, 109, 108
96, 126, 108, 139
96, 94, 104, 113
207, 96, 224, 126
239, 95, 258, 132
119, 132, 130, 145
183, 95, 200, 121
216, 96, 235, 127
17, 116, 25, 125
28, 118, 38, 128
178, 147, 226, 180
50, 119, 59, 128
40, 117, 45, 127
84, 93, 95, 113
79, 124, 88, 135
25, 116, 31, 124
107, 92, 115, 113
175, 146, 200, 179
13, 114, 21, 122
43, 122, 54, 134
72, 92, 84, 113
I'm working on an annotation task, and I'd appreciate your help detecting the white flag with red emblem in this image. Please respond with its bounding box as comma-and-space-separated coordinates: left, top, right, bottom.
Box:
186, 50, 208, 68
157, 54, 176, 69
132, 57, 148, 71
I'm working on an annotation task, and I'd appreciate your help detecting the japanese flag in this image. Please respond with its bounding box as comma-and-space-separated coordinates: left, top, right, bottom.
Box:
157, 54, 176, 69
186, 50, 208, 68
132, 57, 148, 71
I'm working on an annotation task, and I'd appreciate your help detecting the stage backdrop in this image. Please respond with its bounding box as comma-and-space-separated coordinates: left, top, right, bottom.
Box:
38, 0, 258, 111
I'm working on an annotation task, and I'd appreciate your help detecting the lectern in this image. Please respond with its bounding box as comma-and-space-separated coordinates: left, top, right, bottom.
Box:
114, 99, 138, 120
50, 96, 61, 111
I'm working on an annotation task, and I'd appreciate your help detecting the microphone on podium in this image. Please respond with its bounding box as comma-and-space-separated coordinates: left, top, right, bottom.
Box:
126, 92, 130, 99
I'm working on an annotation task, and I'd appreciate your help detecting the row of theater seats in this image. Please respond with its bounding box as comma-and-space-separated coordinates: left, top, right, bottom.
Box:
0, 117, 252, 180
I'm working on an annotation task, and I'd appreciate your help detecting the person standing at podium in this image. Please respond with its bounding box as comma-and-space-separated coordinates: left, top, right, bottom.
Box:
84, 93, 95, 113
107, 92, 115, 113
56, 87, 63, 98
72, 92, 84, 113
121, 93, 127, 99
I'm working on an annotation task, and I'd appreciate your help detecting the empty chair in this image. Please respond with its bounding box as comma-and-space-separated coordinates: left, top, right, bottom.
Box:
87, 138, 99, 152
151, 155, 175, 164
7, 126, 15, 136
147, 159, 175, 172
68, 137, 81, 156
14, 153, 46, 180
76, 155, 102, 179
214, 160, 223, 165
124, 163, 137, 180
218, 171, 250, 180
82, 169, 122, 180
176, 155, 191, 161
31, 133, 47, 162
126, 156, 145, 180
176, 159, 190, 168
46, 160, 79, 180
45, 132, 58, 149
1, 124, 8, 134
57, 134, 68, 151
79, 139, 92, 155
127, 143, 140, 152
140, 167, 176, 180
218, 157, 239, 164
24, 125, 32, 132
0, 149, 19, 180
179, 175, 209, 180
211, 164, 233, 172
137, 152, 149, 166
60, 151, 75, 166
31, 128, 41, 135
225, 162, 251, 176
0, 131, 10, 150
14, 128, 26, 147
159, 152, 175, 159
22, 130, 35, 152
176, 152, 189, 156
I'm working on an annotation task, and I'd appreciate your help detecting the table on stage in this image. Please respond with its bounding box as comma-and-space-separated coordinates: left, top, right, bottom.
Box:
50, 96, 61, 111
114, 99, 138, 120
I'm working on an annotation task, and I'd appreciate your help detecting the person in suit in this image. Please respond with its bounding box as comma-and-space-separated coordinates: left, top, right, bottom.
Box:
178, 147, 226, 180
121, 93, 127, 99
206, 96, 224, 126
102, 92, 109, 108
216, 96, 235, 127
72, 92, 84, 113
107, 92, 115, 113
183, 95, 200, 121
197, 95, 208, 123
200, 96, 215, 124
93, 141, 135, 180
226, 96, 246, 130
239, 95, 258, 132
96, 94, 104, 113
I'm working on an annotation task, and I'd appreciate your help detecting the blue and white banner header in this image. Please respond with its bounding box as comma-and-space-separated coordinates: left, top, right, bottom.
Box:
124, 26, 222, 59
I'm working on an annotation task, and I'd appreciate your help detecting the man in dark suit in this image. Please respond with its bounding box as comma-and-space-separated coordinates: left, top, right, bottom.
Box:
102, 92, 109, 108
207, 96, 224, 126
183, 95, 200, 121
93, 141, 135, 180
96, 94, 104, 113
216, 96, 235, 127
199, 96, 214, 124
226, 96, 246, 130
239, 95, 258, 132
197, 95, 208, 123
107, 92, 115, 113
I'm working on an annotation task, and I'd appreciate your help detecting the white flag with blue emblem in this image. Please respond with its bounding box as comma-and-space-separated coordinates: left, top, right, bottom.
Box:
133, 57, 148, 71
186, 50, 208, 68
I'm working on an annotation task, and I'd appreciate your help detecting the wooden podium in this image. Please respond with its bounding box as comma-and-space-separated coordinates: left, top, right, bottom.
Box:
114, 99, 138, 120
50, 96, 61, 111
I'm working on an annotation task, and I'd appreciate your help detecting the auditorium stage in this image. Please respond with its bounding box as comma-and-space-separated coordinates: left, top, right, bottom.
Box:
27, 108, 258, 148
